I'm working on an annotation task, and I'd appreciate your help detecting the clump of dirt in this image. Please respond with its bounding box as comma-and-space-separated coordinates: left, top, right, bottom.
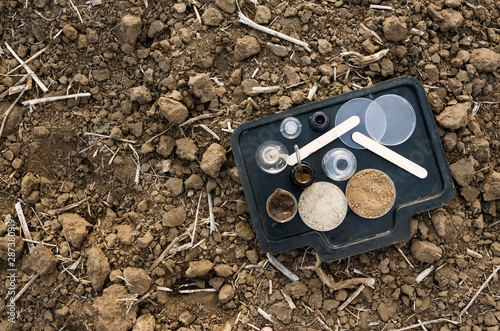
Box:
0, 0, 499, 330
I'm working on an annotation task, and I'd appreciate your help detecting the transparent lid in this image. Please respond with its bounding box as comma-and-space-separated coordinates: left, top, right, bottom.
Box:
335, 98, 386, 149
365, 94, 416, 146
322, 148, 357, 181
280, 117, 302, 139
255, 141, 289, 174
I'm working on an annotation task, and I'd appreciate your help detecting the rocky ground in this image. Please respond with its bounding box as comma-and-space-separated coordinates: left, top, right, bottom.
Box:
1, 0, 500, 330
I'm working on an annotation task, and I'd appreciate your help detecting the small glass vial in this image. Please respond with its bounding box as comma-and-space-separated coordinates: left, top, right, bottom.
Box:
255, 141, 289, 174
309, 111, 330, 132
289, 162, 316, 188
280, 117, 302, 139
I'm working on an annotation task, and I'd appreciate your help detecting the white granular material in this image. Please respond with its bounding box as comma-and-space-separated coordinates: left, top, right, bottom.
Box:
298, 182, 347, 231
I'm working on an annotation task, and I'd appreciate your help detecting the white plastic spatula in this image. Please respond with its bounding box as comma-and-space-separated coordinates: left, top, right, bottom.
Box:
287, 116, 360, 166
352, 132, 428, 179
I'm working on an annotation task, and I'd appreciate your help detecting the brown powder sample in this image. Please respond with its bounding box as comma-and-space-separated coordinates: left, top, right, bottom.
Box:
346, 169, 396, 218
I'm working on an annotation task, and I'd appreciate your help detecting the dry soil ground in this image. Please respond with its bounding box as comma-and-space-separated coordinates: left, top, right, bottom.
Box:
1, 0, 500, 330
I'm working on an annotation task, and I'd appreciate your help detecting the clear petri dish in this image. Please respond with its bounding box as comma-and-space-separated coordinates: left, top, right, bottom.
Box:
298, 182, 347, 231
255, 141, 289, 174
280, 117, 302, 139
365, 94, 416, 146
322, 148, 357, 181
335, 98, 386, 149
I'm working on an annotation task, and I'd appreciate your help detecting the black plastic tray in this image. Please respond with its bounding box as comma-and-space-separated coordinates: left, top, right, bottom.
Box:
231, 76, 456, 261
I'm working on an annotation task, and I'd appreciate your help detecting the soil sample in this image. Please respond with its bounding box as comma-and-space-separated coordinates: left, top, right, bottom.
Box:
266, 189, 297, 223
298, 182, 347, 231
346, 169, 396, 218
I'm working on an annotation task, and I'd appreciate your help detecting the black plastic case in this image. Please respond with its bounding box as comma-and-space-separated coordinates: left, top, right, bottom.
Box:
231, 76, 456, 261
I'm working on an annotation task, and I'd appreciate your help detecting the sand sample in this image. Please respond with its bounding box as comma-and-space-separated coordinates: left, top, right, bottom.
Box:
346, 169, 396, 218
266, 189, 297, 223
298, 182, 347, 231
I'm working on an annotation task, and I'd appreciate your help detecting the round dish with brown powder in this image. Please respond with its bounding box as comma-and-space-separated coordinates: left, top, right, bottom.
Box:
266, 189, 297, 223
346, 169, 396, 218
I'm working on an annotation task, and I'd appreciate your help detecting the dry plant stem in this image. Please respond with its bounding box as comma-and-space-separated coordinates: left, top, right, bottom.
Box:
238, 12, 311, 52
190, 191, 203, 247
338, 284, 365, 310
179, 288, 216, 294
340, 49, 389, 67
0, 82, 29, 140
179, 110, 224, 127
15, 202, 35, 252
460, 265, 500, 317
69, 0, 84, 24
23, 239, 57, 247
251, 86, 281, 94
307, 85, 317, 101
82, 132, 136, 144
8, 47, 47, 74
197, 124, 220, 141
416, 265, 434, 283
247, 97, 260, 110
370, 4, 394, 10
14, 273, 40, 302
150, 236, 180, 271
4, 42, 48, 92
388, 318, 459, 331
128, 144, 141, 184
48, 197, 90, 215
207, 187, 216, 234
397, 247, 415, 269
267, 253, 299, 281
22, 92, 92, 106
193, 5, 201, 24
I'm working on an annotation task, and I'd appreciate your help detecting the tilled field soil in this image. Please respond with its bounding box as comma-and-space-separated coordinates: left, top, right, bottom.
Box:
1, 0, 500, 330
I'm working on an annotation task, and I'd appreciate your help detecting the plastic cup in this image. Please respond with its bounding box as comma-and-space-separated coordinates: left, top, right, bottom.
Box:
322, 148, 357, 181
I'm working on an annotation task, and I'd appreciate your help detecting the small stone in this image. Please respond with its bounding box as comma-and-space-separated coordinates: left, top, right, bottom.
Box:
383, 17, 407, 42
483, 172, 500, 201
269, 301, 291, 324
115, 224, 134, 245
0, 235, 23, 259
116, 14, 142, 45
200, 143, 226, 178
317, 39, 332, 55
86, 247, 111, 291
110, 269, 123, 282
179, 311, 195, 326
162, 207, 186, 227
157, 135, 175, 157
176, 138, 198, 161
23, 244, 58, 275
378, 301, 397, 321
380, 58, 394, 77
279, 96, 293, 111
218, 284, 235, 303
362, 39, 379, 54
431, 210, 448, 237
267, 42, 288, 57
434, 265, 459, 288
0, 102, 23, 137
58, 213, 92, 248
470, 48, 500, 72
436, 103, 470, 130
215, 0, 236, 13
165, 178, 184, 196
450, 157, 476, 187
188, 74, 216, 103
185, 260, 214, 278
470, 138, 490, 162
411, 240, 443, 263
63, 25, 78, 40
255, 5, 272, 24
246, 249, 259, 264
147, 20, 165, 38
21, 173, 39, 198
202, 7, 223, 26
440, 9, 463, 32
93, 285, 136, 331
74, 73, 89, 85
234, 36, 261, 61
33, 0, 48, 8
157, 97, 189, 124
137, 231, 154, 248
490, 242, 500, 256
214, 264, 234, 277
484, 311, 499, 326
285, 282, 308, 298
235, 221, 254, 241
123, 267, 152, 295
184, 174, 204, 190
129, 86, 152, 104
133, 314, 156, 331
92, 69, 110, 82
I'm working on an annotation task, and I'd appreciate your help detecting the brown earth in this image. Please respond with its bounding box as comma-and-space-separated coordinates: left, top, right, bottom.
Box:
1, 0, 500, 330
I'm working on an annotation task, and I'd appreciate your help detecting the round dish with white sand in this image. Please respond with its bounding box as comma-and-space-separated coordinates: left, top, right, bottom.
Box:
298, 182, 348, 231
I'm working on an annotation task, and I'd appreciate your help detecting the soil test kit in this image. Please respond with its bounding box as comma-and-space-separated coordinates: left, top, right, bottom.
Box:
231, 76, 456, 261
